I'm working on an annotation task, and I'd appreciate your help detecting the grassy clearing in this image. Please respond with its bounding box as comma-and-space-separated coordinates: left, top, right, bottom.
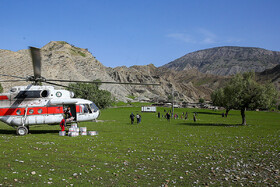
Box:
0, 107, 279, 186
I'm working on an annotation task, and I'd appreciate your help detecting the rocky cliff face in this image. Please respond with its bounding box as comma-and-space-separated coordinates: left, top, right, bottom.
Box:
107, 64, 228, 102
162, 46, 280, 76
0, 42, 278, 103
0, 41, 130, 101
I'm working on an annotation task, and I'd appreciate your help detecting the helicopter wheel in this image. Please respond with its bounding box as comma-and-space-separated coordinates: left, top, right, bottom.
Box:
16, 126, 28, 136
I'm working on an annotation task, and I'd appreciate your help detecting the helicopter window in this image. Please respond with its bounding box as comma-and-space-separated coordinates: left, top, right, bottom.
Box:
90, 102, 99, 112
38, 109, 43, 114
29, 109, 34, 114
83, 104, 89, 113
16, 109, 21, 115
87, 105, 92, 113
79, 105, 84, 113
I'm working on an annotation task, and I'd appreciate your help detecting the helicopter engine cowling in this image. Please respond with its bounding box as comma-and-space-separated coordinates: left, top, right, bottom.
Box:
14, 90, 50, 99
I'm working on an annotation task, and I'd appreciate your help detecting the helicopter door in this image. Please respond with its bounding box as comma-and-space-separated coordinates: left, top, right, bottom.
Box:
64, 104, 77, 121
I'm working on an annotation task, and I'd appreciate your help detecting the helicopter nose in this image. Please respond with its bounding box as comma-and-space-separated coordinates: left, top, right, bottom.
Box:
96, 110, 100, 119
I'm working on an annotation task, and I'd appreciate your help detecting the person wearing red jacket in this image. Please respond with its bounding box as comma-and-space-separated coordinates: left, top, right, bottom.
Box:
60, 107, 72, 131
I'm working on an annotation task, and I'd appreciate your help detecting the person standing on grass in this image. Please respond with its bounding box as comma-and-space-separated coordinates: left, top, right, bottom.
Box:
136, 113, 140, 124
130, 113, 135, 124
166, 112, 171, 122
193, 113, 197, 122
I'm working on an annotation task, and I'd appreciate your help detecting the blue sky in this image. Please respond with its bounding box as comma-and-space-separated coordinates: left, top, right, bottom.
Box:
0, 0, 279, 67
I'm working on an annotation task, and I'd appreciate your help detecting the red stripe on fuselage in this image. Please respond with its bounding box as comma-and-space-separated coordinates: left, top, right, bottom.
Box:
0, 106, 64, 116
0, 96, 9, 100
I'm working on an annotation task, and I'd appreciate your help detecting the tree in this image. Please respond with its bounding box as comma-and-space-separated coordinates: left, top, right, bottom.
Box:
211, 87, 233, 116
67, 81, 112, 109
211, 72, 278, 125
0, 83, 3, 93
199, 98, 205, 103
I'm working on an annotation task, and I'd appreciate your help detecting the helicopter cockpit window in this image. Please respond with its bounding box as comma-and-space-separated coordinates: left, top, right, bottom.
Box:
83, 104, 92, 113
90, 102, 99, 112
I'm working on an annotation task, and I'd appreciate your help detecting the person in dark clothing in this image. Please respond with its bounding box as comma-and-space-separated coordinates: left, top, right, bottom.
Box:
65, 107, 72, 119
166, 112, 171, 122
185, 112, 188, 120
130, 113, 135, 124
193, 113, 196, 122
158, 112, 160, 118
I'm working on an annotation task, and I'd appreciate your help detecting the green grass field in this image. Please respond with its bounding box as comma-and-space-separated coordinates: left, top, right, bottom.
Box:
0, 107, 279, 186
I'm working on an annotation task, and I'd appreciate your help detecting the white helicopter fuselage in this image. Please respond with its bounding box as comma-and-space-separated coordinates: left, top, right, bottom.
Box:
0, 85, 100, 128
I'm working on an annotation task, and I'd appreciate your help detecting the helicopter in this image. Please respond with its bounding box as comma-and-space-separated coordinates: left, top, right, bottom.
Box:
0, 47, 159, 135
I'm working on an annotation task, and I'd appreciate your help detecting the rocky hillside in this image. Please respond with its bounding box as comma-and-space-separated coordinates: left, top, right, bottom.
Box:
162, 46, 280, 76
257, 64, 280, 92
107, 65, 228, 102
0, 41, 130, 101
0, 42, 278, 103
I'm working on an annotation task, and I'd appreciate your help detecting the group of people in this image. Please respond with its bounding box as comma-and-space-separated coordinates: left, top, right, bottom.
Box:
157, 111, 198, 122
129, 113, 142, 124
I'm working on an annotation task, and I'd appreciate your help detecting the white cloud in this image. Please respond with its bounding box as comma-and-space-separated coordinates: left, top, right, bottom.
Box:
197, 29, 217, 44
166, 33, 196, 43
166, 28, 241, 45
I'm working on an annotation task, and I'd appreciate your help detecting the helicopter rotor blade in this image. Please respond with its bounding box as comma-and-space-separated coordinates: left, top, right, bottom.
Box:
0, 74, 26, 80
0, 80, 27, 82
29, 47, 42, 79
46, 79, 160, 86
44, 81, 86, 92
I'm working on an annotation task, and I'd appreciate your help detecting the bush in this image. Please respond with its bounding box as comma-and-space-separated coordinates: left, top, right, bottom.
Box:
67, 82, 112, 109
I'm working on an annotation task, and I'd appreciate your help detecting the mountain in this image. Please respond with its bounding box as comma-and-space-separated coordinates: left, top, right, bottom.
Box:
162, 46, 280, 76
0, 42, 278, 103
107, 65, 228, 102
257, 64, 280, 92
0, 41, 130, 101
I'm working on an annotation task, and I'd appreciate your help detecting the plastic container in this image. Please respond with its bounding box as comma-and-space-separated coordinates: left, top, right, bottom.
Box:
80, 127, 87, 132
80, 132, 87, 136
71, 123, 78, 128
59, 131, 66, 136
69, 131, 79, 137
88, 131, 98, 136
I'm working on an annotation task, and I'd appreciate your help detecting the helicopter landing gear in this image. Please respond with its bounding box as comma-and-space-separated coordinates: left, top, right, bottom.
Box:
16, 126, 28, 136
